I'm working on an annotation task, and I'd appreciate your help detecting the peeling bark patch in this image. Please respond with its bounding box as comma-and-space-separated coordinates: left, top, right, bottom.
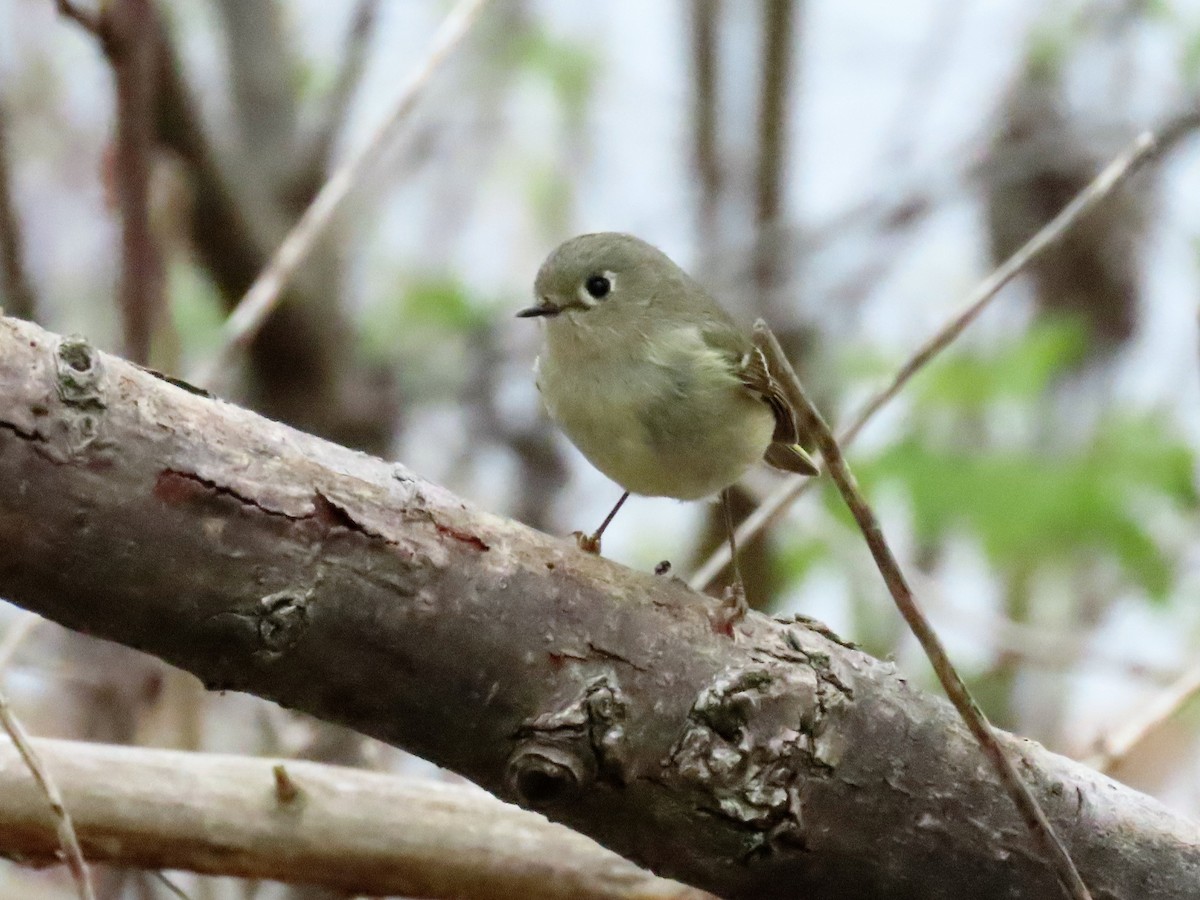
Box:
434, 522, 489, 551
155, 469, 217, 506
585, 641, 648, 673
154, 469, 296, 520
155, 473, 397, 551
667, 664, 836, 860
312, 491, 360, 532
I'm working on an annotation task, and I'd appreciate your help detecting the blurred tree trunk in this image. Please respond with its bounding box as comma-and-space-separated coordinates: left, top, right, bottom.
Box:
0, 105, 37, 322
155, 3, 397, 456
690, 0, 805, 611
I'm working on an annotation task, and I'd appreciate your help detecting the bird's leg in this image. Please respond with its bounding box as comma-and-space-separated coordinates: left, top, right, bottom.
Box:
574, 491, 629, 554
719, 488, 748, 621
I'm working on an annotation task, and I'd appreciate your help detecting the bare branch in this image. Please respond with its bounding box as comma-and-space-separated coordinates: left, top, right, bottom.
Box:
149, 871, 193, 900
691, 111, 1200, 591
192, 0, 494, 390
305, 0, 382, 177
1087, 661, 1200, 773
0, 737, 707, 900
0, 694, 95, 900
0, 611, 39, 672
753, 321, 1091, 900
53, 0, 106, 41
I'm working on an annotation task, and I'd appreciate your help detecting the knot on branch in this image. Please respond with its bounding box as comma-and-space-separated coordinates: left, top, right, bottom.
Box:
506, 744, 586, 808
54, 335, 108, 456
254, 590, 311, 661
507, 675, 629, 809
202, 588, 313, 686
55, 336, 105, 409
667, 652, 852, 860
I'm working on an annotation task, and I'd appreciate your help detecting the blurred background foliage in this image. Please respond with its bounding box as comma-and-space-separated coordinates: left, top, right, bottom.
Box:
2, 0, 1200, 897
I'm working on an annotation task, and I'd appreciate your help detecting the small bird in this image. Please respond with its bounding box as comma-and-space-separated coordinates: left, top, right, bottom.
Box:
518, 232, 817, 607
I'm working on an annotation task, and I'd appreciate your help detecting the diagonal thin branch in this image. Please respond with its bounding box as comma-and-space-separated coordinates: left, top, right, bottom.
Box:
0, 611, 39, 673
191, 0, 493, 390
0, 691, 95, 900
53, 0, 107, 42
149, 871, 194, 900
753, 321, 1092, 900
691, 110, 1200, 591
1087, 660, 1200, 773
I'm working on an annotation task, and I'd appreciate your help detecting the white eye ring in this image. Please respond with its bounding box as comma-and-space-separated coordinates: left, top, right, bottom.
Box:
578, 271, 616, 307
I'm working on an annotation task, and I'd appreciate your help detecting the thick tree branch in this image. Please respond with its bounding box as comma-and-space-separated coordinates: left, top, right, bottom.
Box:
0, 737, 704, 900
0, 315, 1197, 899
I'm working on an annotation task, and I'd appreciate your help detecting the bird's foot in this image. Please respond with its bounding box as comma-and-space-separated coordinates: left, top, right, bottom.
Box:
708, 583, 748, 637
573, 530, 602, 554
721, 582, 748, 621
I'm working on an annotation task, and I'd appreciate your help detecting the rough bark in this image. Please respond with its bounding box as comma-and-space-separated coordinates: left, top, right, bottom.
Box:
0, 314, 1197, 900
0, 737, 706, 900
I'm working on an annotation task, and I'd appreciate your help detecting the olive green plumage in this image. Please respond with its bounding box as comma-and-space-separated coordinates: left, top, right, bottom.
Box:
520, 232, 816, 501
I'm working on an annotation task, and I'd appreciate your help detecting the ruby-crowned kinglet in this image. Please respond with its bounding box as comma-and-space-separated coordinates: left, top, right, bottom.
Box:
518, 232, 817, 572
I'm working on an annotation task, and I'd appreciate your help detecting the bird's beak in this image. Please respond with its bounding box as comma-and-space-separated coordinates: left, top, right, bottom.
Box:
516, 299, 562, 318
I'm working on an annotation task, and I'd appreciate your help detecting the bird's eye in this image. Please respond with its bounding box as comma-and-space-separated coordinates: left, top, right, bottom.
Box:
584, 274, 611, 299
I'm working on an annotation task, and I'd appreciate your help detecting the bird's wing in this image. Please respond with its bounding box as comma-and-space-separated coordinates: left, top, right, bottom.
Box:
735, 341, 799, 445
703, 324, 819, 476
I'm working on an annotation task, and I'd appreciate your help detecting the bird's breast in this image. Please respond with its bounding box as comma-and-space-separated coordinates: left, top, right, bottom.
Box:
535, 326, 774, 500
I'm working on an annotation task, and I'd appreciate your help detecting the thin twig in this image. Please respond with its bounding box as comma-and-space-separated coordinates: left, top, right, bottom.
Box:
0, 611, 40, 673
306, 0, 382, 175
150, 870, 194, 900
0, 690, 95, 900
53, 0, 106, 41
689, 0, 721, 252
691, 112, 1200, 591
753, 321, 1092, 900
191, 0, 493, 389
1087, 660, 1200, 773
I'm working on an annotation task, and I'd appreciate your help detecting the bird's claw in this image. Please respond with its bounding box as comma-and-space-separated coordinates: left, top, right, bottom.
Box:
721, 582, 748, 622
573, 530, 602, 554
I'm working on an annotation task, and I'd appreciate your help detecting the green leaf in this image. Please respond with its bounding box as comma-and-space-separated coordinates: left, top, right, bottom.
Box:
776, 535, 833, 584
360, 274, 494, 367
514, 28, 598, 117
915, 319, 1087, 411
849, 414, 1195, 602
1183, 28, 1200, 89
167, 261, 225, 361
